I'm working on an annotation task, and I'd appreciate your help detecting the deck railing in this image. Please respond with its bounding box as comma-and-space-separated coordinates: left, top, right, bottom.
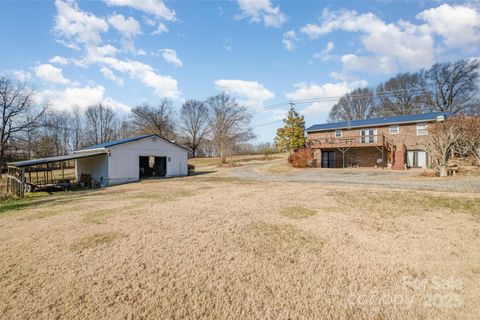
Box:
310, 134, 386, 148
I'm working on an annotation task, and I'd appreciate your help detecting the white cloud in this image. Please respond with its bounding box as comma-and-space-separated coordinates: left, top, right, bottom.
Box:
299, 8, 434, 73
417, 4, 480, 49
12, 70, 32, 81
37, 85, 130, 112
282, 30, 297, 51
43, 0, 181, 107
160, 49, 183, 67
107, 14, 144, 54
236, 0, 287, 28
108, 14, 141, 38
54, 0, 109, 47
298, 4, 480, 75
272, 109, 288, 120
340, 54, 396, 74
103, 0, 176, 21
286, 80, 367, 115
54, 41, 180, 99
214, 79, 275, 108
88, 44, 119, 58
35, 64, 70, 84
313, 41, 335, 61
152, 22, 169, 35
49, 56, 69, 65
96, 56, 180, 99
100, 67, 124, 86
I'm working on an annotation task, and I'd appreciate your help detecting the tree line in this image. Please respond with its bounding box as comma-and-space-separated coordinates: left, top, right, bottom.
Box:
0, 75, 256, 172
329, 59, 480, 122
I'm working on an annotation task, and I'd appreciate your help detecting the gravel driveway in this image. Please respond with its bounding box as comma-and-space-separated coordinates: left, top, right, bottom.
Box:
231, 160, 480, 193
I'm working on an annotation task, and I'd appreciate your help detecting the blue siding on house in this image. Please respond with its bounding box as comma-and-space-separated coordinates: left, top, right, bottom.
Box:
306, 112, 452, 132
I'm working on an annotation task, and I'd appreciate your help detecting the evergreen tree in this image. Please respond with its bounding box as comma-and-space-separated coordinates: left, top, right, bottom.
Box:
274, 105, 306, 153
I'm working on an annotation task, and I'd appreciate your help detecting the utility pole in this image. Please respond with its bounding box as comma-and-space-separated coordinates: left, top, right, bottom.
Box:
289, 102, 295, 110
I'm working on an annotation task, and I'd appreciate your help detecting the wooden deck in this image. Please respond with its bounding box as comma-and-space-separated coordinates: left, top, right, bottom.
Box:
310, 134, 387, 149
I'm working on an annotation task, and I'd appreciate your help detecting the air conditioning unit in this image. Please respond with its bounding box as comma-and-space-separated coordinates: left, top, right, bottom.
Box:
436, 115, 445, 122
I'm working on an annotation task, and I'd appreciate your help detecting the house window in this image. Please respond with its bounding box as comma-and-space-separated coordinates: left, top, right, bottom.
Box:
335, 130, 342, 138
417, 123, 428, 135
389, 125, 399, 135
360, 129, 377, 143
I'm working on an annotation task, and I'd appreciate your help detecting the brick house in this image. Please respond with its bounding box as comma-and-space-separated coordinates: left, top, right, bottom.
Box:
306, 111, 452, 170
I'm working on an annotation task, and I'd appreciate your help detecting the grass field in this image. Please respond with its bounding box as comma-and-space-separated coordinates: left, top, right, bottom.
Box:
0, 167, 479, 319
188, 153, 285, 167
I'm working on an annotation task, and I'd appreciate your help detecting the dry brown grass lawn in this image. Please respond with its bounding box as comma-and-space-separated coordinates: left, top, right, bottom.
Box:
189, 153, 286, 168
0, 172, 479, 319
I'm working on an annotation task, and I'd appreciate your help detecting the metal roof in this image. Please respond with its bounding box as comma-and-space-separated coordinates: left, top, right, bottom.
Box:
7, 150, 108, 168
306, 111, 452, 132
80, 134, 190, 152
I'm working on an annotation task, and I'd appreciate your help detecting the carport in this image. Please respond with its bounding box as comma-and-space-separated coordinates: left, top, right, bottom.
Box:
6, 150, 108, 197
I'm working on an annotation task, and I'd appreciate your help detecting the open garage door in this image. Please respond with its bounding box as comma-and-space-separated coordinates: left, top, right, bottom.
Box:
139, 156, 167, 178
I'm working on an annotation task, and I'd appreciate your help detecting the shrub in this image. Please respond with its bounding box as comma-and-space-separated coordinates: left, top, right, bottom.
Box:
188, 164, 195, 175
288, 147, 317, 168
262, 147, 274, 160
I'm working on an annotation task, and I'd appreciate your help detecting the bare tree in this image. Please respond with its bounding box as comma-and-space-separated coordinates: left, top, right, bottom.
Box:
206, 93, 254, 163
426, 59, 480, 115
180, 100, 209, 157
328, 88, 374, 122
453, 117, 480, 166
119, 120, 134, 139
84, 103, 118, 145
424, 120, 464, 177
372, 72, 429, 116
40, 110, 73, 156
70, 106, 83, 150
129, 100, 176, 140
0, 76, 45, 175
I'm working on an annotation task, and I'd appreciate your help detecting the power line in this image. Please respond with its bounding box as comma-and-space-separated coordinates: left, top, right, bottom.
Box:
249, 87, 431, 115
251, 120, 283, 128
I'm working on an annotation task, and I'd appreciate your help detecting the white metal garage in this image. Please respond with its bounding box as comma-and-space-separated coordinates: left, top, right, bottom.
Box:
75, 134, 189, 186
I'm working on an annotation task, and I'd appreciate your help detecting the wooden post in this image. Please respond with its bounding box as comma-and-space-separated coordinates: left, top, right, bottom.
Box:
6, 167, 9, 194
20, 168, 25, 198
61, 161, 65, 180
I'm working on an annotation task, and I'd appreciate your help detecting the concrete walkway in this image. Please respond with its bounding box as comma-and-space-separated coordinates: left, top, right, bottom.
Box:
230, 160, 480, 193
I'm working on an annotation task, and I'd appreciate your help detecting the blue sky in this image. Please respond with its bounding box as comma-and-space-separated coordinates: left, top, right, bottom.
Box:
1, 0, 479, 143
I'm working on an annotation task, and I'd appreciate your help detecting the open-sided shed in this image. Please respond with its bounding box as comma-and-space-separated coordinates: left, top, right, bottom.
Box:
6, 134, 189, 196
75, 134, 189, 186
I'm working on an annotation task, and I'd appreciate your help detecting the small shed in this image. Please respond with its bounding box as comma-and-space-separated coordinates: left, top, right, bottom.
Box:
6, 134, 189, 196
75, 134, 189, 186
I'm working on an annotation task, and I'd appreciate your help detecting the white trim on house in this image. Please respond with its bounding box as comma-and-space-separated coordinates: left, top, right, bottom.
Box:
359, 128, 378, 143
416, 123, 428, 135
335, 130, 342, 138
389, 125, 400, 134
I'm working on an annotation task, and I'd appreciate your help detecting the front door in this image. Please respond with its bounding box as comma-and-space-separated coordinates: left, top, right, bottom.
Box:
322, 151, 334, 168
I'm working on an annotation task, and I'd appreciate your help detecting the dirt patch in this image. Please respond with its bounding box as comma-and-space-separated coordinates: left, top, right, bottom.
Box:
217, 162, 242, 168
